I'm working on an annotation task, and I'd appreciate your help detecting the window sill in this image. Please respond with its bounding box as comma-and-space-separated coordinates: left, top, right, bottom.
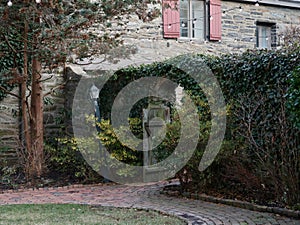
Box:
177, 37, 207, 44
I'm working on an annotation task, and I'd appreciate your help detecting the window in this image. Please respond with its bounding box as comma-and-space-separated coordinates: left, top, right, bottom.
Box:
256, 22, 277, 49
162, 0, 221, 41
180, 0, 205, 39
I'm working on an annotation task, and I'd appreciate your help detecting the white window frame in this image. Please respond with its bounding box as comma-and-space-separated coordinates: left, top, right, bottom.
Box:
256, 22, 276, 49
179, 0, 206, 40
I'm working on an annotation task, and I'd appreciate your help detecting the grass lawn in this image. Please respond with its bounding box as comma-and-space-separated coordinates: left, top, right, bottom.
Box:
0, 204, 186, 225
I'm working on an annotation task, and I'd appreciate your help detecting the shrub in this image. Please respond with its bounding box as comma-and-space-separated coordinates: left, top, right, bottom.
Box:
0, 146, 22, 189
45, 117, 144, 182
215, 48, 300, 206
46, 46, 300, 206
100, 47, 300, 206
45, 138, 102, 183
287, 66, 300, 128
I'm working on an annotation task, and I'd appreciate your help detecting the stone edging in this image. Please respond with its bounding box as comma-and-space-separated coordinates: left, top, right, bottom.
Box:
0, 182, 116, 194
160, 189, 300, 219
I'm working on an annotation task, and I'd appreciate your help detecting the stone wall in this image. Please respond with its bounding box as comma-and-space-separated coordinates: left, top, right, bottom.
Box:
62, 67, 83, 137
221, 1, 300, 51
80, 1, 300, 72
43, 70, 66, 137
0, 88, 20, 164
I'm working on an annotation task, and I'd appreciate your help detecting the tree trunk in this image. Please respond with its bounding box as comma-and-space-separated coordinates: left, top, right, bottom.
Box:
22, 20, 31, 156
21, 19, 45, 180
29, 57, 44, 179
20, 3, 45, 180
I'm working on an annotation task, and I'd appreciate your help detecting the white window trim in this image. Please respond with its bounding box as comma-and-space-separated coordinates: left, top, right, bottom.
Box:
256, 22, 276, 50
179, 0, 207, 40
257, 25, 272, 49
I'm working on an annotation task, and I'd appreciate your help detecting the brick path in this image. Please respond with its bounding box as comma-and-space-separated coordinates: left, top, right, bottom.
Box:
0, 182, 299, 225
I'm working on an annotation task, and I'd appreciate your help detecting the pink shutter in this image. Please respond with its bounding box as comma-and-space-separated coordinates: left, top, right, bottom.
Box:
163, 0, 180, 38
210, 0, 222, 41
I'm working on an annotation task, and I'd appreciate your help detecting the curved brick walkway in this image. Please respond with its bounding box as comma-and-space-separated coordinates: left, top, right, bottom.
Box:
0, 182, 299, 225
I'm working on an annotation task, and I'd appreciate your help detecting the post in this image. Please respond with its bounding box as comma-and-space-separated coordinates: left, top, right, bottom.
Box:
89, 84, 110, 182
89, 84, 101, 132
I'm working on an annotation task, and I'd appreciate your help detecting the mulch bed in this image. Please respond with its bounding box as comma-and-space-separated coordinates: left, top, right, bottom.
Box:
162, 182, 285, 209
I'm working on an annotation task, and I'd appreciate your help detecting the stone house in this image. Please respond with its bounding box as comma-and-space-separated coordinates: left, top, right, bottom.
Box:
1, 0, 300, 161
75, 0, 300, 72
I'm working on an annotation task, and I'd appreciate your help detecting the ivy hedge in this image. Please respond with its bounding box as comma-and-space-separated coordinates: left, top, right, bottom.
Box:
287, 65, 300, 127
96, 46, 300, 206
0, 26, 24, 101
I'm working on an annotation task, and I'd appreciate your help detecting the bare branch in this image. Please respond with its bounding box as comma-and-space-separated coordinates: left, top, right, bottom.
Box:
43, 82, 66, 97
39, 74, 53, 83
75, 56, 107, 66
0, 85, 21, 99
2, 34, 17, 54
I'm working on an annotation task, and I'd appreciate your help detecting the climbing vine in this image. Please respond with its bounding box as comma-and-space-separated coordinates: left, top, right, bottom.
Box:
98, 45, 300, 206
